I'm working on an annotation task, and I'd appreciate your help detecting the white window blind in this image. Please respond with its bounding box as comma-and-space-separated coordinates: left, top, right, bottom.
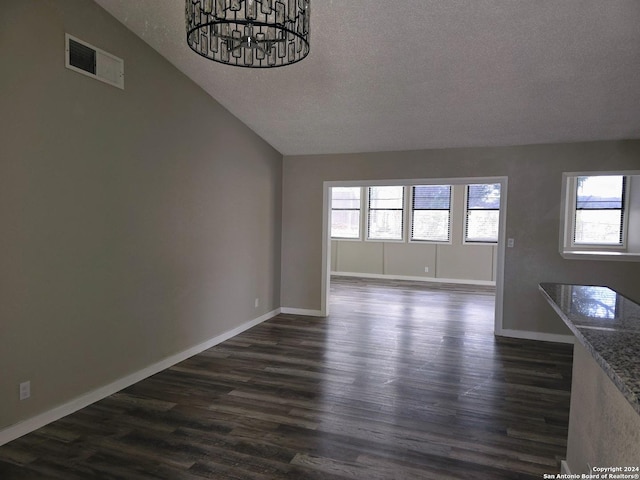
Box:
465, 184, 501, 243
411, 185, 451, 242
574, 175, 626, 245
331, 187, 361, 239
367, 186, 404, 240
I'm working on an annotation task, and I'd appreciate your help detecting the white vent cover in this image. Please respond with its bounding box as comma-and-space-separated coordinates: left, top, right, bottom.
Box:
65, 34, 124, 89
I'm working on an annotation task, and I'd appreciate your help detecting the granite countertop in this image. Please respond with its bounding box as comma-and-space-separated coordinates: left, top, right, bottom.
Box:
539, 282, 640, 415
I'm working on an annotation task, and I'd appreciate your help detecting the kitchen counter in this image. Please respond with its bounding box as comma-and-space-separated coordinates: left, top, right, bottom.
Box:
540, 282, 640, 474
539, 282, 640, 416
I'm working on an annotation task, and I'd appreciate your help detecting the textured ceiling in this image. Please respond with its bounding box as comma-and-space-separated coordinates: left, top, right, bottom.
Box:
94, 0, 640, 156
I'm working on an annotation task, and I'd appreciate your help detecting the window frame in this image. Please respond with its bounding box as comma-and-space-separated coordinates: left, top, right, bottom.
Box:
366, 185, 406, 242
463, 183, 501, 245
409, 184, 453, 244
560, 171, 640, 261
330, 186, 363, 241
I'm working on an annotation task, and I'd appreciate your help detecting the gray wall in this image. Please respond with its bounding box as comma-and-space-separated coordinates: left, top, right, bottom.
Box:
282, 142, 640, 335
332, 240, 496, 282
0, 0, 282, 429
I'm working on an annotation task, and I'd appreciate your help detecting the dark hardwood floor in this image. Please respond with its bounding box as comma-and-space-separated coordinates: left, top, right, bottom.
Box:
0, 277, 573, 479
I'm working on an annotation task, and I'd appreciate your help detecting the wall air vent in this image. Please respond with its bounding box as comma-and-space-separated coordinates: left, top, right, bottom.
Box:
65, 34, 124, 89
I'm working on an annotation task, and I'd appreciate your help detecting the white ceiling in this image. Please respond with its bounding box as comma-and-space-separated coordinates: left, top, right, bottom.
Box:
94, 0, 640, 156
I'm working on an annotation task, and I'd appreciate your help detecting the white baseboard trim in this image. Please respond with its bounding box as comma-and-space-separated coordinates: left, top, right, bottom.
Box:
497, 328, 575, 344
561, 460, 571, 474
331, 271, 496, 287
280, 307, 325, 317
0, 308, 281, 447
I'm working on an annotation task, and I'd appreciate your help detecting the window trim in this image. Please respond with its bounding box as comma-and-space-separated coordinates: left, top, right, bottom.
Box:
330, 186, 363, 240
463, 183, 501, 245
560, 171, 640, 261
409, 184, 453, 244
366, 185, 406, 242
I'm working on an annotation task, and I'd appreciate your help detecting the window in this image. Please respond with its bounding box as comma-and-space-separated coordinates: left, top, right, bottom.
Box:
465, 183, 501, 243
411, 185, 451, 242
560, 172, 640, 261
331, 187, 361, 239
367, 186, 404, 240
573, 175, 626, 246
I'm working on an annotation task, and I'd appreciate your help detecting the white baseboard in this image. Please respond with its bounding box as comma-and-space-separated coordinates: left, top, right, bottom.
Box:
561, 460, 571, 474
497, 328, 575, 344
331, 271, 496, 286
280, 307, 325, 317
0, 308, 281, 447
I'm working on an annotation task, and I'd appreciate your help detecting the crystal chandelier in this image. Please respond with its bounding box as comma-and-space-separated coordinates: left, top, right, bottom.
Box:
186, 0, 310, 68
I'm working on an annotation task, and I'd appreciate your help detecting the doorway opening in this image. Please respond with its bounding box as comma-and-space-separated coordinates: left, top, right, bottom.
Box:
321, 176, 508, 335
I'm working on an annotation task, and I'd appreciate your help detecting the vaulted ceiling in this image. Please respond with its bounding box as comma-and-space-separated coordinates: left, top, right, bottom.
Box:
94, 1, 640, 156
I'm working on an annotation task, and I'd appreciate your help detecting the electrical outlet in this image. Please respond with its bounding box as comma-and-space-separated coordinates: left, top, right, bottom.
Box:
19, 381, 30, 400
507, 238, 515, 248
424, 267, 429, 273
254, 298, 259, 308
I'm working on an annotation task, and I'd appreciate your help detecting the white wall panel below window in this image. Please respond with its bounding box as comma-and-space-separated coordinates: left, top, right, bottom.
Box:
435, 244, 494, 281
336, 241, 384, 274
384, 243, 437, 278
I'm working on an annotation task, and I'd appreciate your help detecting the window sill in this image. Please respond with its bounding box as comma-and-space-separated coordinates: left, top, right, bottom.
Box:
365, 238, 405, 243
408, 240, 452, 245
560, 250, 640, 262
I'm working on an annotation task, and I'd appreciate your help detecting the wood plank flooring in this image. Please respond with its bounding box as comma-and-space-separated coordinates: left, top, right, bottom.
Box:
0, 277, 573, 479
